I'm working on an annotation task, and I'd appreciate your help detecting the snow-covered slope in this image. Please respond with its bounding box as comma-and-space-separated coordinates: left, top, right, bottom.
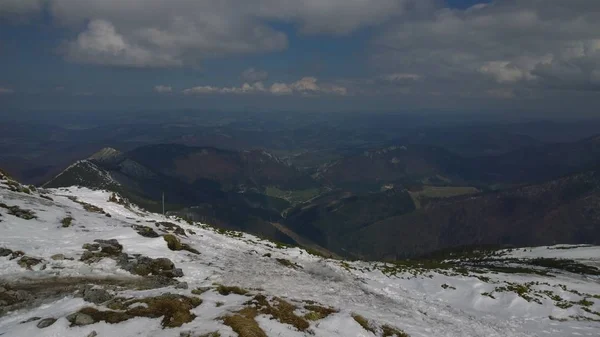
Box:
1, 173, 599, 337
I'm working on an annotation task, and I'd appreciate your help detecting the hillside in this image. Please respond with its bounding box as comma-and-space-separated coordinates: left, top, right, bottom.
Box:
42, 147, 298, 246
2, 170, 600, 336
316, 145, 466, 193
346, 168, 600, 260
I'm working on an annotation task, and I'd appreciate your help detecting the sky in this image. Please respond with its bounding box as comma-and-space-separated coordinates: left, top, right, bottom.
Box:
1, 0, 600, 115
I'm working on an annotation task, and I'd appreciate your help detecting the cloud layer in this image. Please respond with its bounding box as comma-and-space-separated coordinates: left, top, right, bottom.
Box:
374, 0, 600, 94
183, 77, 347, 96
32, 0, 426, 68
2, 0, 600, 104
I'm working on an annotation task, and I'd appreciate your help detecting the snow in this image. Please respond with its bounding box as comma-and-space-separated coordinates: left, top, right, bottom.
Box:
1, 181, 600, 337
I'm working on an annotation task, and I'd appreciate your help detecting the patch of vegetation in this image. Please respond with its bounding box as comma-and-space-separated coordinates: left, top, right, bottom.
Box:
215, 284, 249, 296
162, 234, 200, 254
528, 258, 600, 276
494, 283, 542, 304
382, 324, 410, 337
304, 305, 337, 321
222, 309, 267, 337
265, 186, 321, 205
575, 298, 594, 307
215, 301, 224, 307
352, 314, 376, 334
61, 216, 74, 228
481, 292, 496, 299
276, 258, 302, 270
244, 295, 310, 331
69, 293, 202, 328
191, 287, 210, 295
67, 197, 107, 215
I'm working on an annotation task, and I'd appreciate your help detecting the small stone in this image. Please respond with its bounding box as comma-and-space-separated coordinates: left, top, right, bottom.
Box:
20, 316, 41, 324
0, 247, 12, 257
51, 254, 66, 260
82, 243, 100, 251
10, 250, 24, 260
87, 331, 98, 337
83, 288, 112, 304
175, 282, 189, 289
36, 317, 57, 328
74, 313, 95, 326
94, 239, 122, 255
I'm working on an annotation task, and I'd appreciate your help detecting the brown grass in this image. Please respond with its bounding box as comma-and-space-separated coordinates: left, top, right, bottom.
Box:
216, 284, 249, 296
352, 313, 376, 334
222, 307, 267, 337
72, 294, 202, 328
304, 304, 338, 321
382, 324, 410, 337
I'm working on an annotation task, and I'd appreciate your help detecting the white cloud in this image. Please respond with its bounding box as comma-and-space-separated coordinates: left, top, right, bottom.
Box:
0, 87, 15, 94
64, 20, 182, 67
380, 73, 421, 82
154, 85, 173, 93
375, 0, 600, 93
241, 68, 269, 83
183, 77, 347, 96
479, 61, 525, 83
39, 0, 427, 67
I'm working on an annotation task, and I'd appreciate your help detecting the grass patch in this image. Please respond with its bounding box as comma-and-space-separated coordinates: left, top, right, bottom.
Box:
69, 293, 202, 328
61, 216, 74, 228
382, 324, 410, 337
276, 258, 302, 270
244, 295, 310, 331
352, 314, 376, 334
304, 304, 337, 321
222, 309, 267, 337
191, 287, 210, 295
215, 284, 249, 296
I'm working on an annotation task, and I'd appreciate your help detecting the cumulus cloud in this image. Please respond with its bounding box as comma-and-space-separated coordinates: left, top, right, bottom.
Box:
0, 87, 15, 94
183, 77, 347, 96
64, 20, 182, 67
153, 85, 173, 93
375, 0, 600, 93
6, 0, 426, 67
241, 68, 269, 83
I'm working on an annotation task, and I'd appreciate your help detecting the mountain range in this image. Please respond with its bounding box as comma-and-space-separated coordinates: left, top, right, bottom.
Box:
40, 133, 600, 259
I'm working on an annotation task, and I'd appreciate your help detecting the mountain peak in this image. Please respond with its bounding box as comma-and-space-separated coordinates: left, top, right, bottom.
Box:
89, 147, 123, 160
88, 147, 125, 167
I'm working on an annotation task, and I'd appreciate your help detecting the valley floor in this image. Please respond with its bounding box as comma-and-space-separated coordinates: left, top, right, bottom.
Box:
0, 177, 599, 337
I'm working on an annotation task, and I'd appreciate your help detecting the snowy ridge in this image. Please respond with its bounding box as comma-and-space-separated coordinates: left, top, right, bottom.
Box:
43, 160, 119, 188
1, 175, 600, 336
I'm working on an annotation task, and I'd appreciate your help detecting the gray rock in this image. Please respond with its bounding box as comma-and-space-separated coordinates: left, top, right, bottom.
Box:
93, 239, 122, 255
83, 288, 112, 304
74, 313, 95, 326
87, 331, 98, 337
36, 317, 57, 328
20, 316, 41, 324
175, 282, 189, 289
82, 243, 100, 251
51, 254, 65, 260
0, 247, 12, 257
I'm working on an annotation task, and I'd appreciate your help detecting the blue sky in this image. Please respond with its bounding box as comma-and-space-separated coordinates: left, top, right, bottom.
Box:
1, 0, 599, 115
